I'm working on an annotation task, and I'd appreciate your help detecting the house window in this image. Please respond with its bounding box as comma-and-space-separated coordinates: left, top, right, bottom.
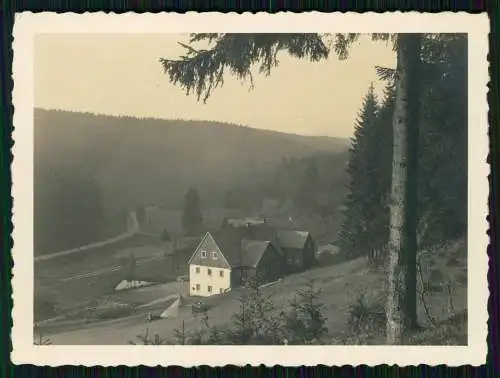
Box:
212, 251, 218, 259
200, 250, 207, 258
195, 284, 200, 291
219, 270, 224, 277
208, 285, 212, 293
195, 267, 200, 274
208, 268, 212, 276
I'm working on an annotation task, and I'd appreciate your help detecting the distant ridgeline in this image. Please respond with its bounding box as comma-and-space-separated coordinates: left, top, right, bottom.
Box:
34, 109, 349, 255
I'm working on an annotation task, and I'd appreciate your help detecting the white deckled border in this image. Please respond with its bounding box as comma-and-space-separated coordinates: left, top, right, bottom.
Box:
11, 11, 490, 367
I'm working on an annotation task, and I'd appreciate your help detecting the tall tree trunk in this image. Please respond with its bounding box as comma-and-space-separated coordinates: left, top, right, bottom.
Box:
404, 34, 423, 331
386, 34, 422, 344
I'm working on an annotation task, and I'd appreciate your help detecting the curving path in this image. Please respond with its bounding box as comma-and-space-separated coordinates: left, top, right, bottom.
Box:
35, 212, 140, 263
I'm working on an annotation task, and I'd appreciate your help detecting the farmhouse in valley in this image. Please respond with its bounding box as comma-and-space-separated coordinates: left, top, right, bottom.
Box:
187, 224, 316, 297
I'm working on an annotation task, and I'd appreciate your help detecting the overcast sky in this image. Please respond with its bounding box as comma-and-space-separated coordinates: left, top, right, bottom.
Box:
34, 34, 396, 138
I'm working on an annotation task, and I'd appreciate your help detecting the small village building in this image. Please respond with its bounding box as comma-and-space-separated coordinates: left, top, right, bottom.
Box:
226, 217, 266, 228
276, 229, 316, 272
316, 243, 340, 258
187, 224, 316, 297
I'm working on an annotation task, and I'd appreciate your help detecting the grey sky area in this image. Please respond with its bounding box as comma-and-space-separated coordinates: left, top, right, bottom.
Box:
35, 33, 396, 138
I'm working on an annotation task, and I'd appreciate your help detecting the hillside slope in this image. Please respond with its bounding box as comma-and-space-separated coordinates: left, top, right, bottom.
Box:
34, 109, 349, 254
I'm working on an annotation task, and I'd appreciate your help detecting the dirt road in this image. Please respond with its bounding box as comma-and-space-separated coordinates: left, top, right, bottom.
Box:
35, 212, 139, 263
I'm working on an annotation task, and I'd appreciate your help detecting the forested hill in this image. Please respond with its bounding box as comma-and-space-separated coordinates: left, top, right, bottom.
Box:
34, 108, 349, 254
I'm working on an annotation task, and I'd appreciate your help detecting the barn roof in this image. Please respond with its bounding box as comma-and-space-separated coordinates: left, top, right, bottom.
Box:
205, 229, 275, 268
241, 240, 271, 268
276, 230, 310, 250
205, 225, 311, 268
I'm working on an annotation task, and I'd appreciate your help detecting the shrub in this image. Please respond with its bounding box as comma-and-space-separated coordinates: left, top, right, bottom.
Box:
283, 278, 328, 344
128, 328, 168, 345
166, 277, 331, 345
224, 278, 285, 345
345, 293, 386, 344
409, 311, 467, 345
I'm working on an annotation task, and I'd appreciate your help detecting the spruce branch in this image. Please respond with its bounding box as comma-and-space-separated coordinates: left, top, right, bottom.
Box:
160, 33, 330, 103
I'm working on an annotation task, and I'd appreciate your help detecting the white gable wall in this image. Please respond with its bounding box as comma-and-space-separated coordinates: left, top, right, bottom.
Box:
189, 264, 231, 297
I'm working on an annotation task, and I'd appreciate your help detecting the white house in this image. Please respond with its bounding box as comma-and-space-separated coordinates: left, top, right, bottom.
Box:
187, 232, 232, 297
187, 225, 312, 297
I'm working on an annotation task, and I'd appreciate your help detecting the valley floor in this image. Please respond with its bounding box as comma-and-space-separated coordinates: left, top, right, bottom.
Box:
34, 209, 340, 323
38, 241, 467, 345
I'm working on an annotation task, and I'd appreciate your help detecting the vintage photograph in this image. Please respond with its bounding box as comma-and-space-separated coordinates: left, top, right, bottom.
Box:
11, 12, 489, 366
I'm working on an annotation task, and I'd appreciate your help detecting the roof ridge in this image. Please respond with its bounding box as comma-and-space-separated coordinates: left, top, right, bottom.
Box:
242, 238, 271, 243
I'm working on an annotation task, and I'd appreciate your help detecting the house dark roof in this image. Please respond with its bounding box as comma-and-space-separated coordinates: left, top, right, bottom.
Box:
205, 225, 311, 268
206, 228, 276, 268
241, 240, 271, 268
276, 230, 310, 249
208, 229, 244, 266
240, 224, 310, 250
